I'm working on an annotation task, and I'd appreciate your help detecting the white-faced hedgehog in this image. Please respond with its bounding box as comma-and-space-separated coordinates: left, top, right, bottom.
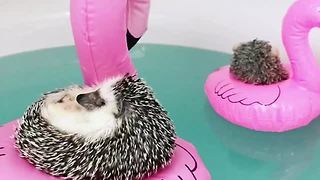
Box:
15, 75, 176, 180
230, 39, 289, 85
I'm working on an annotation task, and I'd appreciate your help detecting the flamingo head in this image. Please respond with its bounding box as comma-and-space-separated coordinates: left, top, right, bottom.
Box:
286, 0, 320, 28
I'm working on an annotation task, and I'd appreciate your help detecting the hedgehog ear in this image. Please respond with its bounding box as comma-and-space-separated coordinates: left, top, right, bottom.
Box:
232, 43, 241, 51
115, 98, 127, 118
271, 46, 280, 57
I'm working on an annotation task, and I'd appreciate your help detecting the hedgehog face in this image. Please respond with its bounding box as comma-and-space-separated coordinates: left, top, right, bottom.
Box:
294, 0, 320, 27
17, 75, 176, 180
41, 77, 122, 141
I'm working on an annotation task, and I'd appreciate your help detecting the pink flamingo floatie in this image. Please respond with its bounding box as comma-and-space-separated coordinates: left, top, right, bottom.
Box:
205, 0, 320, 132
70, 0, 150, 85
0, 121, 210, 179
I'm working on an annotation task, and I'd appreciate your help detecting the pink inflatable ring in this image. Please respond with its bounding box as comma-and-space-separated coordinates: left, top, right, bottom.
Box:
205, 0, 320, 132
0, 121, 211, 179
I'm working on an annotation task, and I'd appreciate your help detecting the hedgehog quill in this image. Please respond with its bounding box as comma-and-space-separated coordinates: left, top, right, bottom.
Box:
15, 75, 176, 180
230, 39, 289, 85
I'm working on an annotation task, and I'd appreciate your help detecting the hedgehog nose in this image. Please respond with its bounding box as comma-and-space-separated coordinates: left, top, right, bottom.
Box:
76, 94, 86, 105
76, 91, 105, 110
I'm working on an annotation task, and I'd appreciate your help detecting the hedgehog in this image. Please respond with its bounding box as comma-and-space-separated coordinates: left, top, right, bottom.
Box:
230, 39, 289, 85
15, 75, 176, 180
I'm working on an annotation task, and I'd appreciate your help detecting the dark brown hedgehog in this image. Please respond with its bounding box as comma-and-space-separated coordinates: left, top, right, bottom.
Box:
230, 39, 289, 85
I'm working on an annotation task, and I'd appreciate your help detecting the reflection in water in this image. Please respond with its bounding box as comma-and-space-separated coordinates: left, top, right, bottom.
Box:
131, 44, 147, 59
205, 103, 320, 180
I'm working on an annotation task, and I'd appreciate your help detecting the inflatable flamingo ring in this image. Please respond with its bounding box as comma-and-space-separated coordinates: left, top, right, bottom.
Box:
0, 0, 211, 179
205, 0, 320, 132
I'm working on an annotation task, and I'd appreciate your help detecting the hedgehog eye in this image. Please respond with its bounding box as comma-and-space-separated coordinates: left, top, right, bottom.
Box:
57, 95, 67, 103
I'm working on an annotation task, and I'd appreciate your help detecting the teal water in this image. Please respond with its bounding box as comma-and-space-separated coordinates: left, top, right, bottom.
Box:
1, 44, 320, 179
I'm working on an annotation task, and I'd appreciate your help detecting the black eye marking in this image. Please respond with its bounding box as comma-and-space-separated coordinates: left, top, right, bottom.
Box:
57, 95, 68, 103
0, 146, 5, 157
0, 125, 6, 157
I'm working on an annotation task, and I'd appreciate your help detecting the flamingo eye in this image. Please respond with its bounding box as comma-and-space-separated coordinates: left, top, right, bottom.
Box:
0, 146, 5, 157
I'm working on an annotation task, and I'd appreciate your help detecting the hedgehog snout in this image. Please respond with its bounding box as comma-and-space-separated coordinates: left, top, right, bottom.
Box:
76, 90, 106, 111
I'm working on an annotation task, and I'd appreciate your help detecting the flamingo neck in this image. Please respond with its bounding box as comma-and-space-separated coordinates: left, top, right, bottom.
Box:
282, 14, 320, 92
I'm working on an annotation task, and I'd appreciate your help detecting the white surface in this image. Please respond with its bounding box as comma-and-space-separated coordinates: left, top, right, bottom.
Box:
1, 0, 320, 61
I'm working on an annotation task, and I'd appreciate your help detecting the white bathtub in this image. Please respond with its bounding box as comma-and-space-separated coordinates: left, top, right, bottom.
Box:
1, 0, 320, 60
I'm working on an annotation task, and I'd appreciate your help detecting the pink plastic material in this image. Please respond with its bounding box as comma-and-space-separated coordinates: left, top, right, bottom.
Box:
70, 0, 150, 86
0, 121, 211, 179
70, 0, 211, 177
127, 0, 151, 38
205, 0, 320, 132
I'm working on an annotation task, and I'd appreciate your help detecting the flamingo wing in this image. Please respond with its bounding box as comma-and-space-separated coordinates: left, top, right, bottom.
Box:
214, 80, 281, 106
206, 66, 281, 107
